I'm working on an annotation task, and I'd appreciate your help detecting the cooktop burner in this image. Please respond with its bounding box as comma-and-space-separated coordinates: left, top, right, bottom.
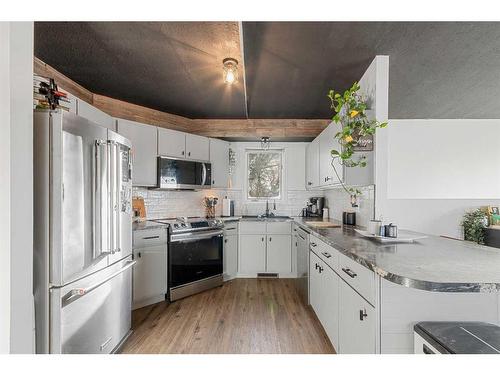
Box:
153, 217, 224, 234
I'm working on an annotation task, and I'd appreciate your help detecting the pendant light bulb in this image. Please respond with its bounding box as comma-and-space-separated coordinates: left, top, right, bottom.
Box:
223, 58, 238, 85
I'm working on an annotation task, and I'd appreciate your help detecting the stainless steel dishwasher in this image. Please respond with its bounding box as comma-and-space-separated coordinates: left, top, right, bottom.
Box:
295, 225, 310, 304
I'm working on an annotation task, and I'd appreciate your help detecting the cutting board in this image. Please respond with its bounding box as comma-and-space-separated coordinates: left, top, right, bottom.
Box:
132, 197, 146, 222
305, 221, 341, 228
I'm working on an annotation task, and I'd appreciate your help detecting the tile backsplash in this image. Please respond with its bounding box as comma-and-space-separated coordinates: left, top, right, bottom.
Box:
323, 185, 375, 227
133, 187, 324, 219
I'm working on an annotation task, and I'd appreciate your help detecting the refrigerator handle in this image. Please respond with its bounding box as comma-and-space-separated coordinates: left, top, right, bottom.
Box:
61, 260, 136, 307
114, 142, 122, 253
94, 140, 112, 260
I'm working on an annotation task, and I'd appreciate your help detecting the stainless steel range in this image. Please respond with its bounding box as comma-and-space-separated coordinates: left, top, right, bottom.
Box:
154, 217, 224, 301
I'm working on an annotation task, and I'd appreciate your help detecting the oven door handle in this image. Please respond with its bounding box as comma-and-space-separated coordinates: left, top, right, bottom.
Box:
170, 230, 224, 243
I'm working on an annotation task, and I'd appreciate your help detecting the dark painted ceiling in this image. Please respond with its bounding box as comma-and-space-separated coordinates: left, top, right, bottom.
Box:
35, 22, 500, 119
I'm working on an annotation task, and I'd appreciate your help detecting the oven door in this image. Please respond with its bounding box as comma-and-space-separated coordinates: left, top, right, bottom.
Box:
169, 230, 223, 289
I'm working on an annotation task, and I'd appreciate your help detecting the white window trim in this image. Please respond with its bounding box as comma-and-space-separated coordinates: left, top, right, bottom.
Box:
244, 148, 285, 203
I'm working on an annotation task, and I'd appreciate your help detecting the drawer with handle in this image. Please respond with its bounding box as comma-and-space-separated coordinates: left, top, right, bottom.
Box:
338, 252, 375, 306
309, 234, 338, 272
224, 222, 239, 235
133, 228, 168, 248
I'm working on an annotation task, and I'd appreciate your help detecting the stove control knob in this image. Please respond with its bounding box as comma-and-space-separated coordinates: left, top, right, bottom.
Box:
173, 223, 179, 228
181, 223, 187, 227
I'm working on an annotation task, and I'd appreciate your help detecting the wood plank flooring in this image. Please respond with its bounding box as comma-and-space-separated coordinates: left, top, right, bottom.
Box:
121, 278, 335, 354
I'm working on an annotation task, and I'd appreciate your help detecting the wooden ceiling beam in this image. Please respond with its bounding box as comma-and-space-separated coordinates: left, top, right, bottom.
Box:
34, 57, 330, 139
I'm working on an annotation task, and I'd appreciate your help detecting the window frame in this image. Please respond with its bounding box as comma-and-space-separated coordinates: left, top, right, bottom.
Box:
245, 149, 284, 202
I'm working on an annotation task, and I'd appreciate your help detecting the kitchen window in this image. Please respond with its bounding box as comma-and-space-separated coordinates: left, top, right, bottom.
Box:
246, 150, 283, 200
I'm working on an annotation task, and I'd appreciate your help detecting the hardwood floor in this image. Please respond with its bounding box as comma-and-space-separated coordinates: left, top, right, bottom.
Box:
121, 278, 335, 354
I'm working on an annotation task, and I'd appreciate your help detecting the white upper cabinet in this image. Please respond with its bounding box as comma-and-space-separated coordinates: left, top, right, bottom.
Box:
209, 138, 229, 188
319, 122, 343, 186
158, 128, 210, 161
77, 100, 115, 131
306, 137, 320, 189
157, 127, 186, 158
117, 119, 157, 187
186, 133, 209, 161
286, 145, 306, 190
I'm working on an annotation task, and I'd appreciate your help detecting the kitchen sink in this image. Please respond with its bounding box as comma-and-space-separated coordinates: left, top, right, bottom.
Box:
241, 215, 292, 221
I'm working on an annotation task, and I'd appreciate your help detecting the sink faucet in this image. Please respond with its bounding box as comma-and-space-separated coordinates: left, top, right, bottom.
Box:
265, 200, 270, 217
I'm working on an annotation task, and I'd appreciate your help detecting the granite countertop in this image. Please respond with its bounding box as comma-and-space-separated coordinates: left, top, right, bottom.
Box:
293, 217, 500, 293
132, 220, 169, 231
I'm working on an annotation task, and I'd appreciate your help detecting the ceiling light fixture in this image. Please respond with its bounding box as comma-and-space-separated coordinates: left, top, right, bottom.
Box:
223, 57, 238, 85
260, 136, 271, 150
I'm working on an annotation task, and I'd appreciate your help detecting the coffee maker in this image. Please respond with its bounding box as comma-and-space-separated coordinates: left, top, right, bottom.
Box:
305, 197, 325, 217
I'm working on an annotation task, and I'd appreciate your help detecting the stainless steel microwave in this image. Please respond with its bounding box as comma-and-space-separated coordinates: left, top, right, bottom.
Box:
157, 156, 212, 190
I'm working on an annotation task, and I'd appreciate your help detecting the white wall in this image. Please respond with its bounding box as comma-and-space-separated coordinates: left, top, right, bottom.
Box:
0, 22, 12, 354
0, 22, 34, 354
388, 119, 500, 199
376, 119, 500, 238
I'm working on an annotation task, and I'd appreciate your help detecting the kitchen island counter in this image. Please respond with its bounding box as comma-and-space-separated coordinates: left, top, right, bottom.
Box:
293, 217, 500, 293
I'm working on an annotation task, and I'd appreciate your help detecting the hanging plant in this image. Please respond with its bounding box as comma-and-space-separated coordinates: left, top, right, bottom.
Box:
327, 82, 388, 168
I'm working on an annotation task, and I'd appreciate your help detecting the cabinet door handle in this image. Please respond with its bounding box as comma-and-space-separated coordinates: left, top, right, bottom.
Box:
262, 237, 264, 242
325, 176, 332, 182
342, 268, 357, 278
269, 237, 272, 242
224, 239, 227, 243
315, 263, 319, 270
310, 242, 317, 247
322, 251, 331, 258
307, 182, 312, 186
136, 252, 141, 258
188, 152, 191, 157
142, 235, 160, 240
181, 151, 185, 156
319, 266, 324, 273
212, 180, 215, 184
359, 309, 368, 321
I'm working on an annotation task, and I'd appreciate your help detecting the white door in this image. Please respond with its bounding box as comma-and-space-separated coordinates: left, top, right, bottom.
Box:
77, 100, 115, 131
223, 235, 238, 280
309, 252, 323, 318
339, 280, 376, 354
116, 119, 157, 187
319, 122, 343, 186
266, 234, 291, 274
132, 246, 167, 309
209, 138, 229, 188
239, 234, 266, 274
306, 137, 320, 189
321, 265, 340, 351
157, 127, 186, 158
186, 133, 210, 161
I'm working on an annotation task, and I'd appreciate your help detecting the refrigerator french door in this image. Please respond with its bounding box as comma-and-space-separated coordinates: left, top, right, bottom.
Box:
33, 110, 134, 354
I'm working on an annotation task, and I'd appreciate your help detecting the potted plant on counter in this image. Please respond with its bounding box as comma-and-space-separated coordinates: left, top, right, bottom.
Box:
462, 209, 488, 244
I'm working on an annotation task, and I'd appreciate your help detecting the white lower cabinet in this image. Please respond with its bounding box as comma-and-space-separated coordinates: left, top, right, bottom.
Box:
239, 234, 267, 274
339, 280, 376, 354
310, 251, 340, 351
223, 224, 238, 281
132, 246, 167, 309
266, 235, 292, 274
238, 221, 292, 276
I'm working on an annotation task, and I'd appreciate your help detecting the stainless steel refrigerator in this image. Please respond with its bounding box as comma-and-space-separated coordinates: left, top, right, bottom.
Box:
33, 110, 135, 354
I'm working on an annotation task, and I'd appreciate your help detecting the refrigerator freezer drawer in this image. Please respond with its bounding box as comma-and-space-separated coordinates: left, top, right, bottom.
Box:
50, 256, 134, 354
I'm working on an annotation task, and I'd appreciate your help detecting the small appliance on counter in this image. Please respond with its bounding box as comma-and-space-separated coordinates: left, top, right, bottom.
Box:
222, 196, 235, 217
343, 211, 356, 226
305, 197, 325, 217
